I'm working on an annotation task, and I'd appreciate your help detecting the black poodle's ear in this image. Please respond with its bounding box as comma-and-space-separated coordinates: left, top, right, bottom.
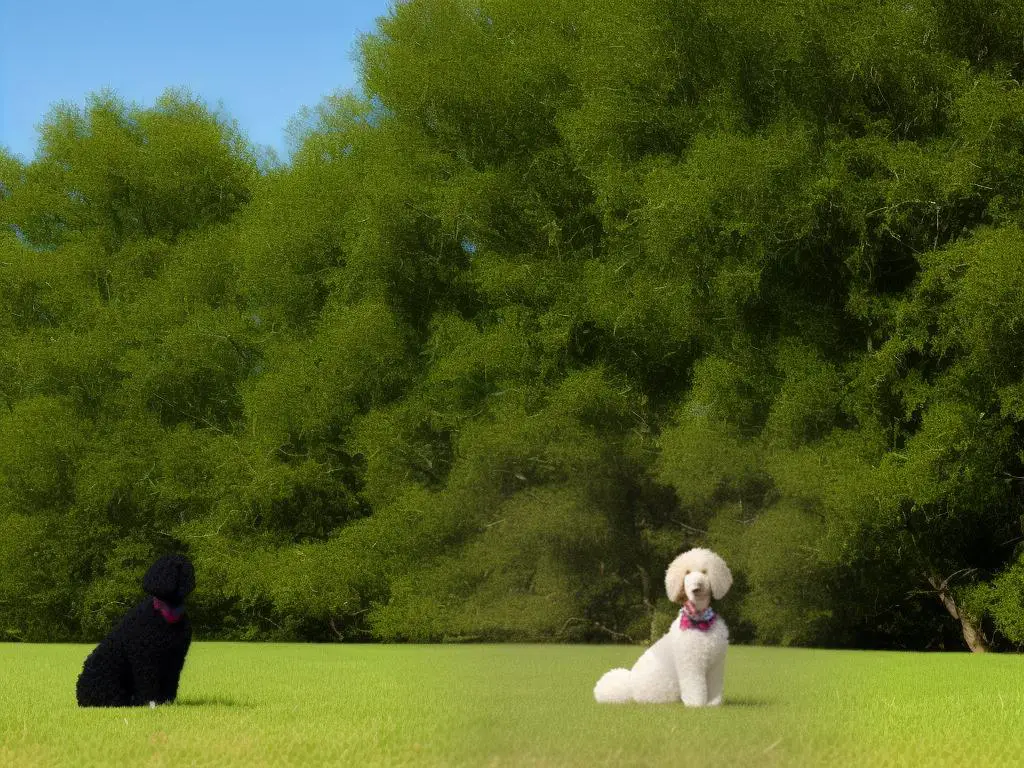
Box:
143, 554, 196, 603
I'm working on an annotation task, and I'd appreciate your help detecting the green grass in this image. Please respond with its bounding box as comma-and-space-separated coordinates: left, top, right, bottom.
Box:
2, 643, 1024, 766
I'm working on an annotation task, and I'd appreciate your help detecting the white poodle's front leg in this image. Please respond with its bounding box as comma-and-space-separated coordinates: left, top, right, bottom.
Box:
705, 654, 726, 707
677, 670, 708, 707
672, 626, 726, 708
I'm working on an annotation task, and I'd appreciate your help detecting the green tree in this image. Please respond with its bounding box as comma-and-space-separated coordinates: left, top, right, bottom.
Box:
9, 0, 1024, 651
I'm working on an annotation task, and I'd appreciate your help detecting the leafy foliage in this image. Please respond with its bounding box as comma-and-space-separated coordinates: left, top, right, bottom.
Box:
5, 0, 1024, 649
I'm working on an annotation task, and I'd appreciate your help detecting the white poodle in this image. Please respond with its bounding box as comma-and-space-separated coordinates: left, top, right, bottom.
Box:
594, 548, 733, 706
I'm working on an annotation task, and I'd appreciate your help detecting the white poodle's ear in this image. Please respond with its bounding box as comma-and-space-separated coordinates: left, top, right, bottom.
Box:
664, 553, 688, 603
708, 553, 733, 599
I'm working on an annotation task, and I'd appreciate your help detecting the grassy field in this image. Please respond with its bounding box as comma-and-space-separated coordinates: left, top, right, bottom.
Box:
2, 642, 1024, 767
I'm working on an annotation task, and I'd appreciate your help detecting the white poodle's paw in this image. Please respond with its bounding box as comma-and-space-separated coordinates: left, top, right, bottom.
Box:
680, 691, 710, 708
594, 668, 633, 703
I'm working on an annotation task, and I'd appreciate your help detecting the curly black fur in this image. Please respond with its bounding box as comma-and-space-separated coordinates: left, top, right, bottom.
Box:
76, 555, 196, 707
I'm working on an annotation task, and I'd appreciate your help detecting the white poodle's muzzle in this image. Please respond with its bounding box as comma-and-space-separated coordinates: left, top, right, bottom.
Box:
684, 570, 712, 605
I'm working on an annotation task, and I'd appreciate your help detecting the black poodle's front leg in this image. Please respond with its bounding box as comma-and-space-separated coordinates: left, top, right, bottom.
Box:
160, 670, 181, 703
129, 657, 166, 707
159, 640, 190, 703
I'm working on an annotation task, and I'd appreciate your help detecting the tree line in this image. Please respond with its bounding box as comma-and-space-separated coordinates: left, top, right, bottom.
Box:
4, 0, 1024, 651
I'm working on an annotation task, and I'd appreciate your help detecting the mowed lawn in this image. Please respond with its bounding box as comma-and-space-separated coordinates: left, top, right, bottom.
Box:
2, 643, 1024, 767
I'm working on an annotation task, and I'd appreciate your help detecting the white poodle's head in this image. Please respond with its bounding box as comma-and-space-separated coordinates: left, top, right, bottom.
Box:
664, 548, 732, 605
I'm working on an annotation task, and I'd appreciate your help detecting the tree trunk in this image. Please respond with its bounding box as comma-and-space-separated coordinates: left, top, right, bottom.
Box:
637, 566, 659, 644
927, 574, 989, 652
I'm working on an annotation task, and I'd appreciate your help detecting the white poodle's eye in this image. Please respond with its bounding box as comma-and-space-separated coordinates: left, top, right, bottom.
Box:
701, 569, 707, 574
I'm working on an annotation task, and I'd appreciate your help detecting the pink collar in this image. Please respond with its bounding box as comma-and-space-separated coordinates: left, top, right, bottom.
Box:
679, 601, 716, 631
152, 597, 186, 624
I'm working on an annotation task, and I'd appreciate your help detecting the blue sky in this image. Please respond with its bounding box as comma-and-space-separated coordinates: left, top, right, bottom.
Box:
0, 0, 393, 161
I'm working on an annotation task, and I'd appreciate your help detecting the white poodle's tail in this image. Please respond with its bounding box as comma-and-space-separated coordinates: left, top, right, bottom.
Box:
593, 668, 633, 703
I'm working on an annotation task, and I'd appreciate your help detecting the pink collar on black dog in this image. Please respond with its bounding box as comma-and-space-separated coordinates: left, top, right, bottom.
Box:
152, 597, 186, 624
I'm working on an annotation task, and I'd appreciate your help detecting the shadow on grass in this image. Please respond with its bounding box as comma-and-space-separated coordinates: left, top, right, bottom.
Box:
724, 696, 772, 708
175, 695, 253, 708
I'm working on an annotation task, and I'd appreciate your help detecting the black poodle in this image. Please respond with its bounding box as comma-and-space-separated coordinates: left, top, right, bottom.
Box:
76, 554, 196, 707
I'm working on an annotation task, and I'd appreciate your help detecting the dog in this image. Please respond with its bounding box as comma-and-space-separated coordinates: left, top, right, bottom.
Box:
594, 548, 733, 706
76, 554, 195, 707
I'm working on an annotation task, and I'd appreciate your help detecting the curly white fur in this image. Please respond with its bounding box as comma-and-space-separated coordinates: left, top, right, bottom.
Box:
594, 548, 733, 706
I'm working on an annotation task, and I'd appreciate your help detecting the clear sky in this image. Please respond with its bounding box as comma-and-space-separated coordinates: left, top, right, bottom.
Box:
0, 0, 394, 161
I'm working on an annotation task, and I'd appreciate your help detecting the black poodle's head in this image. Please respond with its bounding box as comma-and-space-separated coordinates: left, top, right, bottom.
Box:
142, 554, 196, 605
